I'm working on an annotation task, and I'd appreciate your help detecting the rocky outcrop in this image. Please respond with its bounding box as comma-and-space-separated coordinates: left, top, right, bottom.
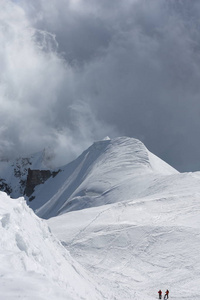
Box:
24, 168, 60, 200
0, 150, 60, 201
0, 179, 12, 195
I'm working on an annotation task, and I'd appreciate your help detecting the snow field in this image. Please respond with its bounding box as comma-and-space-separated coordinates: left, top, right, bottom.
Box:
48, 192, 200, 300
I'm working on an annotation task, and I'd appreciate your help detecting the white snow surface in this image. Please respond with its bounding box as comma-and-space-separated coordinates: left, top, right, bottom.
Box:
41, 137, 200, 300
48, 176, 200, 300
32, 137, 178, 218
2, 136, 200, 299
0, 192, 104, 300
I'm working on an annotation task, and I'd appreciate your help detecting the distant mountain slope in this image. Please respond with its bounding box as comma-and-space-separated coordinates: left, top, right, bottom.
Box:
0, 149, 54, 198
30, 137, 178, 218
0, 192, 104, 300
0, 137, 180, 219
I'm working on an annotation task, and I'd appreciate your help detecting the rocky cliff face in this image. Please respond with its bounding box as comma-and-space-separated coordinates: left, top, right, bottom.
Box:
25, 169, 60, 200
0, 179, 12, 195
0, 151, 60, 200
0, 167, 60, 201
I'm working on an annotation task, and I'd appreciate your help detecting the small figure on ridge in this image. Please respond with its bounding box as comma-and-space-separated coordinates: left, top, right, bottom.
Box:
164, 289, 169, 299
158, 289, 162, 299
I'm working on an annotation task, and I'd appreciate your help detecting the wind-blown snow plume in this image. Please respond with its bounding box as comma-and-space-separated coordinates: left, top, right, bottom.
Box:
0, 0, 115, 166
2, 0, 200, 170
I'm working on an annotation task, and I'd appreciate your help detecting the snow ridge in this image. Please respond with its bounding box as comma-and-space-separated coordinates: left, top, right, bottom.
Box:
0, 192, 104, 300
32, 137, 178, 218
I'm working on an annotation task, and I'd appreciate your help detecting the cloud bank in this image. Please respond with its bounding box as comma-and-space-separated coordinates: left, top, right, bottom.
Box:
1, 0, 200, 170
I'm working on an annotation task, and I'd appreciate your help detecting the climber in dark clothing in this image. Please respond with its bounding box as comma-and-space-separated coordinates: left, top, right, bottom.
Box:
164, 290, 169, 299
158, 290, 162, 299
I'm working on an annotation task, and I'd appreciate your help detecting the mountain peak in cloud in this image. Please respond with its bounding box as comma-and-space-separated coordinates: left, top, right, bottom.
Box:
31, 136, 178, 218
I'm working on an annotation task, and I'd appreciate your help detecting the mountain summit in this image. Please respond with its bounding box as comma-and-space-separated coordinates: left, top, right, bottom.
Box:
0, 137, 178, 218
26, 137, 178, 218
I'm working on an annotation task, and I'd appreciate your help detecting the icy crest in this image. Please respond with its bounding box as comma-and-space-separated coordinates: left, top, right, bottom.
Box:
33, 137, 178, 218
0, 192, 104, 300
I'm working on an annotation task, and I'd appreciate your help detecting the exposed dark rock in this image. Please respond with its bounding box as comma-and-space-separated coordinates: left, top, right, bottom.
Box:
29, 195, 35, 202
0, 179, 12, 195
25, 168, 60, 198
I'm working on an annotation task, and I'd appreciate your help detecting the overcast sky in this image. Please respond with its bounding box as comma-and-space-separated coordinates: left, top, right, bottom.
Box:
1, 0, 200, 171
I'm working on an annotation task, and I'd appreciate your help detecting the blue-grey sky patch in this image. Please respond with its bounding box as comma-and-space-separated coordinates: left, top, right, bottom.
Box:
1, 0, 200, 171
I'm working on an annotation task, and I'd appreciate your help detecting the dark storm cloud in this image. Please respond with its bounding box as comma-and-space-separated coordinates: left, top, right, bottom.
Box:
0, 0, 116, 166
2, 0, 200, 170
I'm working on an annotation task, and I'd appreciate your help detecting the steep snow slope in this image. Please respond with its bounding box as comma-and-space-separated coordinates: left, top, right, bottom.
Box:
48, 176, 200, 300
31, 137, 178, 218
0, 192, 104, 300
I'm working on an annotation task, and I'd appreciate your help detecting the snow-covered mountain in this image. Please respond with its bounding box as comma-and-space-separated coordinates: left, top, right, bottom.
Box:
27, 137, 179, 218
44, 137, 200, 300
0, 192, 104, 300
1, 136, 200, 299
1, 136, 179, 218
